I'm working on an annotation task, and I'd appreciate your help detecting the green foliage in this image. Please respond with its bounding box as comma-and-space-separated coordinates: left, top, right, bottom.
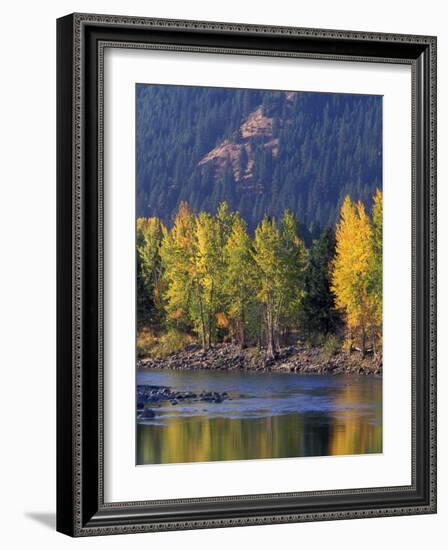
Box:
303, 331, 328, 349
136, 326, 194, 359
224, 214, 258, 348
159, 202, 202, 337
279, 210, 307, 326
253, 211, 306, 357
137, 193, 382, 360
137, 86, 382, 237
195, 210, 225, 347
301, 227, 341, 336
136, 327, 157, 358
136, 217, 165, 326
159, 201, 234, 349
151, 329, 194, 358
369, 189, 383, 327
321, 334, 341, 361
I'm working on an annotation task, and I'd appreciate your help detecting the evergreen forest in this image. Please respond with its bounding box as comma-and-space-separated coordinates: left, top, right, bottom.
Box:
136, 85, 383, 364
137, 84, 382, 241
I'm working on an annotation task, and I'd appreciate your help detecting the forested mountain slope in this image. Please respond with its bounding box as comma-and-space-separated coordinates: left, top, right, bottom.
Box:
136, 84, 382, 238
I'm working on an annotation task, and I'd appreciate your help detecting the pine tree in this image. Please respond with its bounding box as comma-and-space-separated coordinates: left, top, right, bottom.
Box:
137, 86, 382, 234
238, 145, 248, 180
301, 227, 340, 336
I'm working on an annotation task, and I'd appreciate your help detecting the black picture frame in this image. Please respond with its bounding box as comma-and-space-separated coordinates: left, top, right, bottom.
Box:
57, 13, 437, 537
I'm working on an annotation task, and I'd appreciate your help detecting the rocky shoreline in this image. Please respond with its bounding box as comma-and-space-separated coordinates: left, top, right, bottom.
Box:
137, 384, 231, 418
137, 343, 382, 376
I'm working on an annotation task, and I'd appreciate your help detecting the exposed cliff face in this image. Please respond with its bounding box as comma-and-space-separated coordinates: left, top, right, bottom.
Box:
197, 107, 280, 185
198, 140, 247, 181
136, 84, 382, 235
240, 107, 273, 139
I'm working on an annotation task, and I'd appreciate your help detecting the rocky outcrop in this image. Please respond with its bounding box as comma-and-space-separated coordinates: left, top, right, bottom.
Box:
198, 140, 250, 181
197, 106, 281, 183
137, 384, 230, 409
240, 107, 273, 139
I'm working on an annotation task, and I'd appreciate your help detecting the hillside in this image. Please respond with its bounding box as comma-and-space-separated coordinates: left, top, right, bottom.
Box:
136, 84, 382, 239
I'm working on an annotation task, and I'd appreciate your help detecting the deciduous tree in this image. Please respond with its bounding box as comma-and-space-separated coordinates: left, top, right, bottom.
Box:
369, 189, 383, 353
136, 217, 165, 326
331, 196, 376, 355
160, 202, 207, 346
224, 214, 257, 348
253, 211, 306, 357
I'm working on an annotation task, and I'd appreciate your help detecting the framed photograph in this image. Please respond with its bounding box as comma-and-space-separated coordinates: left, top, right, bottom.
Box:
57, 13, 437, 536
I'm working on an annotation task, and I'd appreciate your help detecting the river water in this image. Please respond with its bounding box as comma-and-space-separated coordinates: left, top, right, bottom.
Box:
136, 369, 382, 465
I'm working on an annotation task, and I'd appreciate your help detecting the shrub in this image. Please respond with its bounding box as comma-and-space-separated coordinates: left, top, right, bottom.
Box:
321, 334, 341, 360
137, 327, 195, 358
136, 327, 157, 358
303, 332, 325, 349
151, 328, 194, 357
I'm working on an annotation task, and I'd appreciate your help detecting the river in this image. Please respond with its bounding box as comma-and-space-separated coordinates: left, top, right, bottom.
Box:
136, 369, 382, 465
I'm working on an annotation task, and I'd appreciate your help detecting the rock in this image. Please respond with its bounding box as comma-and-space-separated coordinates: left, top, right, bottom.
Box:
185, 344, 201, 352
140, 408, 155, 419
138, 343, 382, 377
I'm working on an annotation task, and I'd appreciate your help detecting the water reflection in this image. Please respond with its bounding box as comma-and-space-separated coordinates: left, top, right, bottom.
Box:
136, 370, 382, 465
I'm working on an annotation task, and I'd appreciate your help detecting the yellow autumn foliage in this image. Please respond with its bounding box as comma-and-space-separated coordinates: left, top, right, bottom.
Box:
331, 196, 379, 353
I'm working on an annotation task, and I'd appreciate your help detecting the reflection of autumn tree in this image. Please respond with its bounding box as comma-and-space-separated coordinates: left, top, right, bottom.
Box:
137, 383, 383, 465
138, 414, 308, 464
329, 382, 382, 456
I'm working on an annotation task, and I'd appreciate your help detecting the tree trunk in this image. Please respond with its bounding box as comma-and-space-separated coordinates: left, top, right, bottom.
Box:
266, 329, 275, 359
207, 281, 214, 349
200, 321, 206, 350
361, 326, 366, 358
272, 296, 283, 357
266, 303, 276, 359
274, 330, 280, 353
371, 327, 377, 358
198, 297, 207, 350
257, 307, 263, 350
239, 302, 246, 349
347, 329, 353, 355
